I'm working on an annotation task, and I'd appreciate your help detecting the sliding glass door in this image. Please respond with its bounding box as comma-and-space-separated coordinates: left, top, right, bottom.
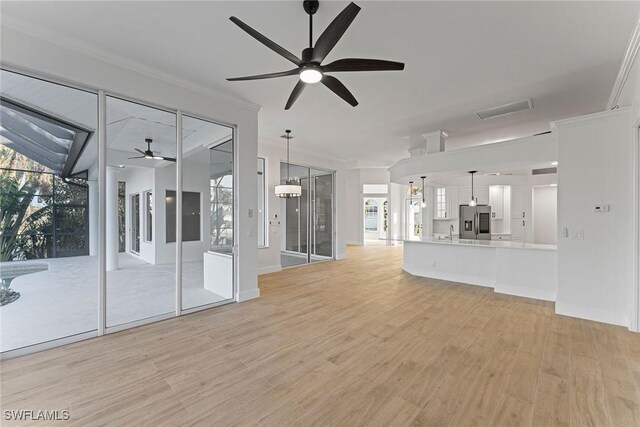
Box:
105, 96, 177, 328
280, 163, 334, 267
181, 115, 235, 310
0, 69, 99, 352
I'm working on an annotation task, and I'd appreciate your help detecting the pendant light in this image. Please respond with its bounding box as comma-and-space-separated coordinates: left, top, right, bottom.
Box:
409, 181, 414, 203
420, 176, 426, 208
468, 170, 477, 207
275, 130, 302, 198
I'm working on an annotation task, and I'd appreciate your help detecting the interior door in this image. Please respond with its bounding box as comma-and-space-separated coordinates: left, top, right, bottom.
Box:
130, 193, 140, 254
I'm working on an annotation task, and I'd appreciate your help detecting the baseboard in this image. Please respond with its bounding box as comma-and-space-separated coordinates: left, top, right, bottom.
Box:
237, 288, 260, 302
494, 283, 556, 302
258, 265, 281, 275
336, 252, 348, 260
403, 266, 494, 288
346, 241, 363, 246
555, 302, 629, 328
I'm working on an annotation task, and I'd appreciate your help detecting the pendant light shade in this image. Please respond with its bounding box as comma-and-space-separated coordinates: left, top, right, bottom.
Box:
468, 171, 477, 207
420, 176, 426, 208
276, 130, 302, 198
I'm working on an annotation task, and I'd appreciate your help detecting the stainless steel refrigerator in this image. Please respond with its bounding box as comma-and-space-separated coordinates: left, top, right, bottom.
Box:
459, 205, 492, 240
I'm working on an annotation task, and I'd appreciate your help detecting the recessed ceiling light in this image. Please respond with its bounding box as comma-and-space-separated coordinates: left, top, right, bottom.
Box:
118, 165, 125, 168
550, 184, 557, 187
551, 161, 558, 166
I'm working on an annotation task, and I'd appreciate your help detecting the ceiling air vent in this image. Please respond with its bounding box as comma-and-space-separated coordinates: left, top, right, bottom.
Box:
532, 167, 557, 175
476, 98, 533, 120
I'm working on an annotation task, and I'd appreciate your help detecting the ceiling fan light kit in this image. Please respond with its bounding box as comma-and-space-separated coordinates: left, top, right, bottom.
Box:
227, 0, 404, 109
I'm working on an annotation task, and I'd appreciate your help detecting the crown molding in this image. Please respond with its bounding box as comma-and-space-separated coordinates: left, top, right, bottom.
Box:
550, 106, 631, 132
0, 15, 262, 113
607, 13, 640, 109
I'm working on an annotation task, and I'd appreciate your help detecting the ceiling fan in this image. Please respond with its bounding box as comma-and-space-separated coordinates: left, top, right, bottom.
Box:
128, 138, 176, 162
227, 0, 405, 109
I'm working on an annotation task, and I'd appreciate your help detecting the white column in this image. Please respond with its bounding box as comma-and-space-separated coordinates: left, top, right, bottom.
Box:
88, 180, 99, 256
106, 166, 119, 271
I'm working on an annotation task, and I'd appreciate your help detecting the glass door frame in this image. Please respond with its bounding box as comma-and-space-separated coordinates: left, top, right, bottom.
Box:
280, 162, 336, 266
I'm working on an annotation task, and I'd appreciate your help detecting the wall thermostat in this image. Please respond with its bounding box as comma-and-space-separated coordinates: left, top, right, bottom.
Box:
594, 204, 609, 213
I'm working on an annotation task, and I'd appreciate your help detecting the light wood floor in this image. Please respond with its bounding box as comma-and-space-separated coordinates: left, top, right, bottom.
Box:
2, 244, 640, 426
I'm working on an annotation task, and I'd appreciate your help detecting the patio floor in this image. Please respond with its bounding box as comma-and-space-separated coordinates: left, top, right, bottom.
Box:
0, 253, 229, 352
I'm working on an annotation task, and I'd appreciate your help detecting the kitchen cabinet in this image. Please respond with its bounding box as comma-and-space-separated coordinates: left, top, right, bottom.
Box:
489, 186, 504, 219
433, 186, 459, 220
491, 234, 511, 241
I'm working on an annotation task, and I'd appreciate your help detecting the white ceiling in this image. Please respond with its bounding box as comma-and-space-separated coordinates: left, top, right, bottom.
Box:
2, 1, 638, 163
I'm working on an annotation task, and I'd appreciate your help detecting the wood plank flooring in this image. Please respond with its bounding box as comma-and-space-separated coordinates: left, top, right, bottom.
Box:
2, 244, 640, 426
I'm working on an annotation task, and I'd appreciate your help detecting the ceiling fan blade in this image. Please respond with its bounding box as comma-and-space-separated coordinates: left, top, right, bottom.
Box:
322, 58, 405, 72
284, 80, 306, 110
311, 2, 361, 64
321, 75, 358, 107
229, 17, 301, 66
160, 157, 177, 162
135, 148, 146, 155
128, 156, 145, 160
227, 69, 299, 81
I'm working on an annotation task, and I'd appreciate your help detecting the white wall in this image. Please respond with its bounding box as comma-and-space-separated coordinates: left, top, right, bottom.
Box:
554, 108, 634, 327
257, 141, 348, 274
1, 26, 260, 301
533, 186, 557, 245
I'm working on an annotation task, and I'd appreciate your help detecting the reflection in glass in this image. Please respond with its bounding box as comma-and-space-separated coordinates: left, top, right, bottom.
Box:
257, 158, 266, 247
280, 163, 334, 267
105, 96, 176, 327
181, 115, 234, 310
0, 69, 98, 351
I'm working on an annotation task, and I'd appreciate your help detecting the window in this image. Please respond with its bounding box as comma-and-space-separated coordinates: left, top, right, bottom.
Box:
166, 190, 201, 243
436, 187, 447, 219
143, 191, 152, 242
258, 157, 267, 247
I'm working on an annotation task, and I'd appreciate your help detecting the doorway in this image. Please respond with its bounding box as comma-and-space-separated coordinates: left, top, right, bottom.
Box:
364, 197, 388, 244
280, 163, 335, 268
405, 199, 422, 240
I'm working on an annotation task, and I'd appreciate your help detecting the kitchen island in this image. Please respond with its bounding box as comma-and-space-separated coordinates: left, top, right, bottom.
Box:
403, 237, 557, 301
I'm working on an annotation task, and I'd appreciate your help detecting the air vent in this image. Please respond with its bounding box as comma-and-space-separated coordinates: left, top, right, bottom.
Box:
532, 167, 557, 175
476, 98, 533, 120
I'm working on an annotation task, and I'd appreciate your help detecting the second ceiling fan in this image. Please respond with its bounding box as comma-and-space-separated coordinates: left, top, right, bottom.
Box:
227, 1, 405, 110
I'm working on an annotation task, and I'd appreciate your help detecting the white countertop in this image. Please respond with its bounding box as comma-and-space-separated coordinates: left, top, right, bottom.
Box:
404, 236, 557, 251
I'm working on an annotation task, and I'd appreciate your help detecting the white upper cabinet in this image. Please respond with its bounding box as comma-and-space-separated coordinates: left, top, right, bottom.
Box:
434, 186, 447, 219
489, 186, 504, 219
